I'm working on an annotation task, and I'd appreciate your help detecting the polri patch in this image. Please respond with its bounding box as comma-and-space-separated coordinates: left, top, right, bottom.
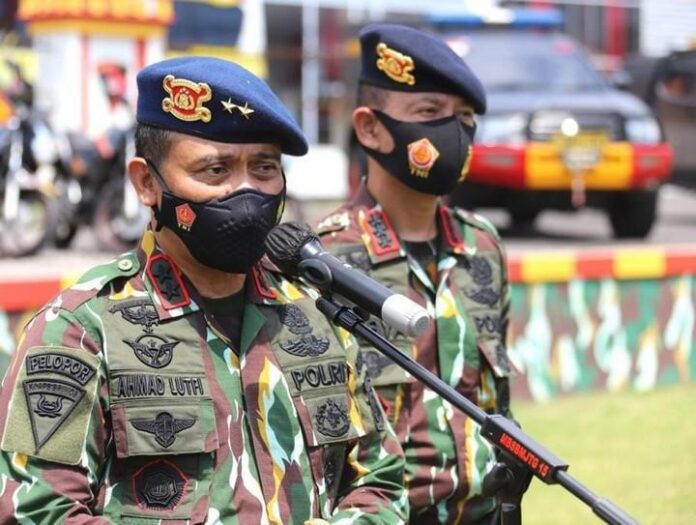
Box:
1, 347, 100, 465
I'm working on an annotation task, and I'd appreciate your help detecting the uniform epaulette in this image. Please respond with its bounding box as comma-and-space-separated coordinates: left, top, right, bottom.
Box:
60, 252, 141, 312
453, 207, 501, 241
315, 211, 351, 236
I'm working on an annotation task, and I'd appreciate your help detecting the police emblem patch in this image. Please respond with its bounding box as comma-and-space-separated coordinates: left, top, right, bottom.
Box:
278, 304, 330, 357
315, 398, 350, 438
109, 298, 159, 334
469, 256, 494, 286
125, 334, 179, 369
134, 459, 188, 511
161, 74, 212, 123
23, 378, 85, 452
360, 350, 393, 379
376, 43, 416, 85
130, 411, 197, 448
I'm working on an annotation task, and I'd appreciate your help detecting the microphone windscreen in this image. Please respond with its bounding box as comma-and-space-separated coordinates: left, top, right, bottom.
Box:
265, 222, 319, 275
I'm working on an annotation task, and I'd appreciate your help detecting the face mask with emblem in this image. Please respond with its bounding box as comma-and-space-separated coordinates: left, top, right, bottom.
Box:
362, 109, 476, 196
147, 159, 285, 274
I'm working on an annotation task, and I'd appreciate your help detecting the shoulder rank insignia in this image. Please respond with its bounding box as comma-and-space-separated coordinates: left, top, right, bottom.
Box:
162, 74, 212, 123
359, 208, 401, 260
376, 43, 416, 86
408, 138, 439, 178
146, 253, 190, 310
131, 412, 196, 448
439, 207, 465, 253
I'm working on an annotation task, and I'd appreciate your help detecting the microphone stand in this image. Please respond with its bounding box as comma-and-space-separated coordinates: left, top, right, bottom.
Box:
316, 295, 637, 525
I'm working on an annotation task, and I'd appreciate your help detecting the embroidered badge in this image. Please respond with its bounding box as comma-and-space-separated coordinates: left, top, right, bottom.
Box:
474, 314, 501, 334
146, 254, 190, 309
469, 256, 493, 286
315, 399, 350, 438
278, 304, 330, 357
360, 350, 393, 380
376, 43, 415, 85
25, 352, 96, 386
161, 74, 212, 123
109, 298, 159, 334
23, 378, 86, 452
124, 334, 179, 369
408, 138, 439, 178
130, 412, 196, 448
175, 203, 196, 231
363, 377, 385, 432
467, 288, 500, 306
133, 459, 187, 511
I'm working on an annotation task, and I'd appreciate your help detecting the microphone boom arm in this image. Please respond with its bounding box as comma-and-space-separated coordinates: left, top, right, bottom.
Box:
316, 295, 637, 525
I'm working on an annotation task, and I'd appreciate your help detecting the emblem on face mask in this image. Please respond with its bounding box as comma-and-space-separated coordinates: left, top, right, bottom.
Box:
162, 74, 212, 123
315, 399, 350, 438
124, 334, 180, 369
459, 144, 473, 181
407, 138, 440, 178
130, 411, 197, 448
175, 203, 196, 231
376, 43, 415, 85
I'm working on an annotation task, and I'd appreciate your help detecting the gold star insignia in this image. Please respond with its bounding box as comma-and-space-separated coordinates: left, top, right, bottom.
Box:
238, 102, 255, 119
221, 98, 237, 114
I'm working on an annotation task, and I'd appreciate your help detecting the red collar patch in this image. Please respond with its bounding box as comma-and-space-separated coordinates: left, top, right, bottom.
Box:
145, 253, 191, 310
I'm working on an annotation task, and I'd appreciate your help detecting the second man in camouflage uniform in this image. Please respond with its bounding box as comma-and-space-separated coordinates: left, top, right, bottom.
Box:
316, 24, 515, 524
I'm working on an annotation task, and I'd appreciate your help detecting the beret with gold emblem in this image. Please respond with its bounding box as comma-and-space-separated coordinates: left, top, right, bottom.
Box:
136, 56, 308, 155
359, 23, 486, 114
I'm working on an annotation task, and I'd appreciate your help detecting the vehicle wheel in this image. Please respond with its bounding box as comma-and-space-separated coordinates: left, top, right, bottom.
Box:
509, 208, 541, 227
608, 189, 658, 238
93, 179, 149, 252
0, 190, 54, 257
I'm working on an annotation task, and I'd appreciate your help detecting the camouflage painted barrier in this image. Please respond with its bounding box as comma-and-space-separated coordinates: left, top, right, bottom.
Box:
2, 247, 696, 402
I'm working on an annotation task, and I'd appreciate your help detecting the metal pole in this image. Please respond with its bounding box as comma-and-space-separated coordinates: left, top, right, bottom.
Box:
301, 0, 320, 144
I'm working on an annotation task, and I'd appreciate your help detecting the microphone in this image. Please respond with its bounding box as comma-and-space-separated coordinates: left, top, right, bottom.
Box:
265, 222, 430, 337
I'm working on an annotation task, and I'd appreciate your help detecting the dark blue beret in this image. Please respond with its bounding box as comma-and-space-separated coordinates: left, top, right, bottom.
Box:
136, 56, 307, 155
359, 23, 487, 114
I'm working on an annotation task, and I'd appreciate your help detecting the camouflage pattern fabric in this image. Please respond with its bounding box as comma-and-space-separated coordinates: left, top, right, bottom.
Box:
0, 230, 407, 524
315, 183, 513, 524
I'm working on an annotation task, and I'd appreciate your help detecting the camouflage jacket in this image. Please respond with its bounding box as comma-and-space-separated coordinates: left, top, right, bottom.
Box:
315, 184, 513, 524
0, 231, 407, 525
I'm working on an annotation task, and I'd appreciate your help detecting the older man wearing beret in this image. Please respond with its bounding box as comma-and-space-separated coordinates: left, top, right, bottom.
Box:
315, 24, 518, 524
0, 56, 407, 524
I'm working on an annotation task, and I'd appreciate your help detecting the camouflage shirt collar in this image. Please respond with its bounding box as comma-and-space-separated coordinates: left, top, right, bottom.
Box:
351, 182, 473, 264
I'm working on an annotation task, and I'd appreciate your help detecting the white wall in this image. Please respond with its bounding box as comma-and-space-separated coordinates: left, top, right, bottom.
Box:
641, 0, 696, 56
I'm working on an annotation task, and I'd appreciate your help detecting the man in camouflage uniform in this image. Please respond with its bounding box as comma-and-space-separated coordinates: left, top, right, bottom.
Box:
316, 24, 516, 524
0, 57, 407, 524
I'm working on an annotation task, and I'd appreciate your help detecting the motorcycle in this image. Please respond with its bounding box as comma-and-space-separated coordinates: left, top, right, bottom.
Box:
54, 126, 150, 252
0, 101, 64, 257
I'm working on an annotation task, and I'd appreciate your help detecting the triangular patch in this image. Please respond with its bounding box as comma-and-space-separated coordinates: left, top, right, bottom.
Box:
23, 378, 85, 452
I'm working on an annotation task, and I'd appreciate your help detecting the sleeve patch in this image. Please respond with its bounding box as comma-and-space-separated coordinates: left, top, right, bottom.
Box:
1, 346, 100, 465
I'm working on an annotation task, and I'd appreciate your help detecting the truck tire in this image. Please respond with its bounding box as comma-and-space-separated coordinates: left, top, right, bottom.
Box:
608, 189, 658, 238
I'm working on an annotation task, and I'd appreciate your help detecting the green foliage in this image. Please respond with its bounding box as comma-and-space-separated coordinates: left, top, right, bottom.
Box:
514, 383, 696, 524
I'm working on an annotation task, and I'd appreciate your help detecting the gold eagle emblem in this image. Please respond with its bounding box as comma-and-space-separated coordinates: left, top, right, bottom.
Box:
376, 43, 416, 86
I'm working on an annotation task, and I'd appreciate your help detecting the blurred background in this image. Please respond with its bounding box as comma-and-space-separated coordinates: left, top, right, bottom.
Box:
0, 1, 694, 522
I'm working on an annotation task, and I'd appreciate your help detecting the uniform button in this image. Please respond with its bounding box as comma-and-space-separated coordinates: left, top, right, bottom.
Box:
118, 259, 134, 271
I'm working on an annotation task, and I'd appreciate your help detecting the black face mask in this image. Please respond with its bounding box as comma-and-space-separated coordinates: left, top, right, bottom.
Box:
147, 160, 285, 274
362, 110, 476, 196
